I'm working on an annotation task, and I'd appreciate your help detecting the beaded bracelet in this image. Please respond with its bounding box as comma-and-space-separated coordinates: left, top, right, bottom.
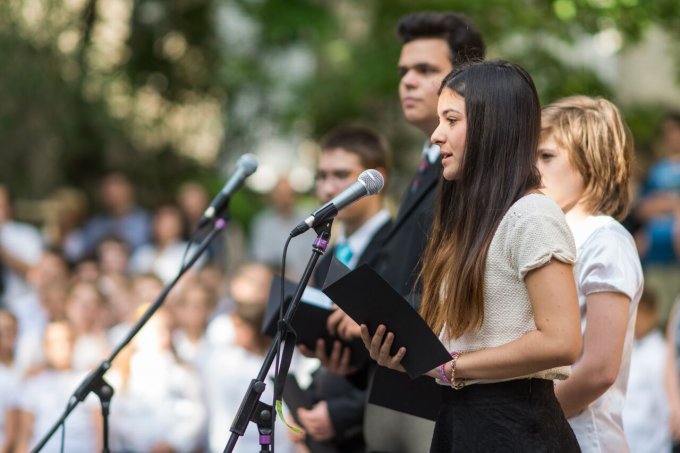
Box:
449, 351, 465, 390
436, 362, 450, 384
436, 351, 456, 384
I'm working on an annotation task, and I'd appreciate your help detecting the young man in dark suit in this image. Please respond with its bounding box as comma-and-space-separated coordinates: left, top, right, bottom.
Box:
325, 12, 485, 452
293, 125, 391, 453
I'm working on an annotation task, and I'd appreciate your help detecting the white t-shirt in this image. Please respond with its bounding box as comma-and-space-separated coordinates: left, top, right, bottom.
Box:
623, 330, 671, 453
1, 221, 43, 330
172, 329, 210, 372
19, 369, 98, 453
202, 344, 297, 453
129, 240, 205, 284
566, 215, 644, 453
108, 350, 207, 452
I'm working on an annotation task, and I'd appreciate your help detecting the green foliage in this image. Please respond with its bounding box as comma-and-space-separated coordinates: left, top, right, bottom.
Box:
0, 30, 109, 196
126, 0, 219, 99
1, 0, 679, 206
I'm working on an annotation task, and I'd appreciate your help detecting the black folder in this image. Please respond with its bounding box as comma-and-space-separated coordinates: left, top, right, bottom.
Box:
321, 259, 451, 380
262, 276, 369, 369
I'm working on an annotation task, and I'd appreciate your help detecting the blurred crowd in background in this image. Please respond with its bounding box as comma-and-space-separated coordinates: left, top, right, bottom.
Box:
0, 171, 324, 452
0, 109, 679, 452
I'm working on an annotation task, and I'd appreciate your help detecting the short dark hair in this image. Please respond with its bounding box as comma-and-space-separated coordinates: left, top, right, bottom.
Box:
397, 12, 485, 65
319, 125, 391, 173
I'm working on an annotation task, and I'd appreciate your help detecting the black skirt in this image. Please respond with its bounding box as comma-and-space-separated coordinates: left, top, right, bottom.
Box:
430, 379, 580, 453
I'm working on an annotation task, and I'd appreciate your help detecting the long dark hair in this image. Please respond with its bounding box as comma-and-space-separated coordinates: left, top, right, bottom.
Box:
419, 60, 542, 339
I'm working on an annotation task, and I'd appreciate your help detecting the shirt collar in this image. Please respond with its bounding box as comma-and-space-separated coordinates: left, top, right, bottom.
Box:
336, 209, 390, 268
422, 141, 440, 164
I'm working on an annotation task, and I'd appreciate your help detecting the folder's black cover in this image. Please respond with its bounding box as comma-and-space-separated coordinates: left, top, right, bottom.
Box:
321, 260, 451, 380
262, 276, 368, 369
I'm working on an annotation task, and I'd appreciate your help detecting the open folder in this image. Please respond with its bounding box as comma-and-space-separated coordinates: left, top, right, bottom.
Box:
321, 258, 451, 379
262, 276, 369, 369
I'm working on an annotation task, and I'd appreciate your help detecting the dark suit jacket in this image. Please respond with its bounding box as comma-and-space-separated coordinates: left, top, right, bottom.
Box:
374, 156, 441, 300
313, 218, 392, 288
369, 155, 444, 422
304, 217, 392, 453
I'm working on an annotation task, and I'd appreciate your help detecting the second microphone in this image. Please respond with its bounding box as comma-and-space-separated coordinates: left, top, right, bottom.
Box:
290, 169, 385, 237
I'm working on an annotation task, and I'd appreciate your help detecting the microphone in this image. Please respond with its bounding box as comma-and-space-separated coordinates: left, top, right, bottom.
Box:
290, 169, 384, 237
199, 154, 258, 227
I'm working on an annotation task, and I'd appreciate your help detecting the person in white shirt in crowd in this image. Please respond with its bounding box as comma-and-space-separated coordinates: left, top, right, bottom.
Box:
11, 249, 70, 375
171, 278, 217, 371
130, 205, 205, 284
0, 184, 44, 331
96, 235, 131, 276
202, 262, 299, 453
662, 292, 680, 452
72, 255, 100, 283
81, 173, 151, 257
107, 273, 163, 345
97, 271, 132, 335
109, 305, 207, 452
195, 263, 232, 315
204, 262, 271, 349
15, 320, 101, 453
0, 310, 20, 453
625, 286, 671, 453
42, 187, 89, 265
248, 176, 316, 280
65, 281, 111, 371
538, 95, 644, 452
176, 181, 240, 271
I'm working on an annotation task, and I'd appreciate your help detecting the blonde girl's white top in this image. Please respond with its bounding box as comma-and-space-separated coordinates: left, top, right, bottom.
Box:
439, 194, 577, 384
566, 215, 644, 453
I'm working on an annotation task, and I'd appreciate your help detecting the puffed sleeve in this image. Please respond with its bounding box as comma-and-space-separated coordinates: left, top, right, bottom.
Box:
507, 197, 577, 280
578, 225, 642, 300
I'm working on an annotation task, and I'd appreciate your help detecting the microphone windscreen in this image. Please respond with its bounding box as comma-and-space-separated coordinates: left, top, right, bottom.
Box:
359, 169, 384, 195
237, 153, 259, 175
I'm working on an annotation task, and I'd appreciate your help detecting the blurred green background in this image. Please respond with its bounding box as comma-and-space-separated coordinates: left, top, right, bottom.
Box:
1, 0, 679, 226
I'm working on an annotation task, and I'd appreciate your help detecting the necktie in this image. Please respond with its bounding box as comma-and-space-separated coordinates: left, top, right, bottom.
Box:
410, 154, 430, 193
334, 242, 354, 267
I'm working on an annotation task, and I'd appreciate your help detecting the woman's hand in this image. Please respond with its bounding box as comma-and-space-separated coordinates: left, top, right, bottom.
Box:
360, 324, 406, 372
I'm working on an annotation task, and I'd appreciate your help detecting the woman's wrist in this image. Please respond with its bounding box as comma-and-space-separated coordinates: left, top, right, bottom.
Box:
429, 351, 467, 389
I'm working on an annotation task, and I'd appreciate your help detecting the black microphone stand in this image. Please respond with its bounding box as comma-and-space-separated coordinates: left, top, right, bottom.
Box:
31, 216, 230, 453
224, 221, 332, 453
